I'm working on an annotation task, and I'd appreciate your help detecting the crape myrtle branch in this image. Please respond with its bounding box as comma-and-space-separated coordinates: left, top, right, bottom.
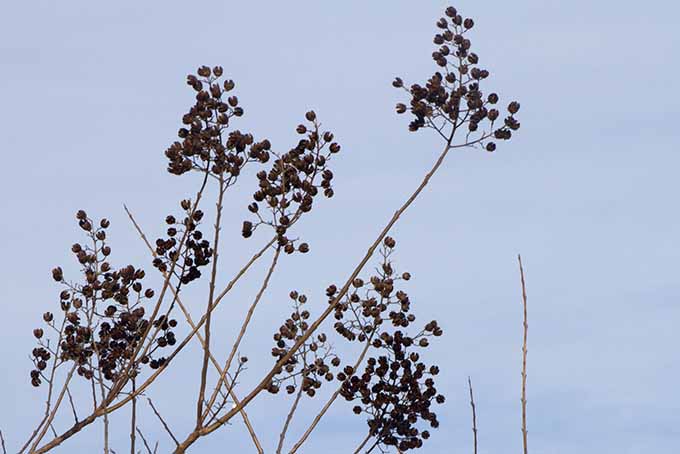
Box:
147, 398, 180, 447
20, 5, 521, 454
468, 377, 478, 454
204, 119, 340, 418
518, 255, 529, 454
287, 315, 376, 453
201, 247, 282, 423
275, 351, 307, 454
195, 173, 227, 426
27, 65, 276, 453
27, 175, 212, 454
30, 238, 278, 454
173, 3, 521, 451
102, 170, 211, 412
174, 120, 458, 453
288, 245, 399, 453
124, 206, 264, 453
135, 427, 154, 454
129, 380, 136, 454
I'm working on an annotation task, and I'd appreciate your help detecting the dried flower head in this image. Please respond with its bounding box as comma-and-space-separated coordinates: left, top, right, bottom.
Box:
394, 5, 521, 154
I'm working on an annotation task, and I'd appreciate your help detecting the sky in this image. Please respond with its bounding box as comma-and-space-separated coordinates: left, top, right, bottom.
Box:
1, 1, 679, 453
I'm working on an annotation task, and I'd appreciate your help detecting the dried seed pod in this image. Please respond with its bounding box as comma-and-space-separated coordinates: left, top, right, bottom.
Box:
51, 267, 63, 282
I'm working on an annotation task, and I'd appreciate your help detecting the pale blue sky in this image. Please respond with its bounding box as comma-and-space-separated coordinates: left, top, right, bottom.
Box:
1, 1, 679, 453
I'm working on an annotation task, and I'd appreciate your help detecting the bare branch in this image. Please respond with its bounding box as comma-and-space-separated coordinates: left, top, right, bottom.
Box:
66, 385, 79, 424
1, 430, 7, 454
276, 384, 304, 454
147, 399, 179, 447
203, 246, 281, 421
130, 380, 136, 454
196, 176, 227, 424
289, 330, 375, 453
352, 432, 372, 454
468, 377, 478, 454
111, 170, 211, 401
20, 319, 67, 454
125, 205, 264, 454
135, 428, 152, 454
29, 363, 77, 452
518, 254, 529, 454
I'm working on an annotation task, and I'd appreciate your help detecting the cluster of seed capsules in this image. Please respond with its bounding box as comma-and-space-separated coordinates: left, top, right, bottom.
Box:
30, 211, 171, 386
152, 198, 213, 286
393, 6, 520, 152
165, 66, 271, 177
268, 236, 444, 451
168, 66, 342, 257
242, 110, 341, 255
342, 331, 444, 451
335, 237, 444, 452
268, 291, 339, 398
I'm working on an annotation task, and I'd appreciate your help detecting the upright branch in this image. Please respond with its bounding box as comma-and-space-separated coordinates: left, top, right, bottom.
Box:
124, 205, 264, 452
147, 399, 180, 447
201, 246, 282, 422
275, 367, 305, 454
134, 428, 153, 454
518, 255, 529, 454
196, 174, 227, 424
468, 377, 478, 454
129, 380, 136, 454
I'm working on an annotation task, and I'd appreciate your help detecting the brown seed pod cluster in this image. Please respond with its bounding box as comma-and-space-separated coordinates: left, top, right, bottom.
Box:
331, 237, 418, 343
328, 237, 444, 451
29, 210, 162, 386
152, 199, 212, 286
242, 111, 341, 254
266, 236, 444, 450
342, 346, 443, 451
393, 6, 520, 152
165, 65, 271, 177
268, 291, 338, 397
139, 314, 178, 370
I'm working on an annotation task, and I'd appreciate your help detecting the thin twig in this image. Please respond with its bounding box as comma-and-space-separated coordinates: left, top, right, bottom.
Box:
518, 254, 529, 454
135, 428, 152, 454
1, 430, 7, 454
289, 330, 375, 453
352, 432, 372, 454
130, 380, 136, 454
21, 320, 67, 454
276, 384, 304, 454
111, 170, 211, 403
468, 377, 478, 454
125, 206, 264, 454
196, 177, 227, 425
203, 247, 281, 421
65, 385, 79, 423
29, 363, 78, 452
147, 399, 179, 447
